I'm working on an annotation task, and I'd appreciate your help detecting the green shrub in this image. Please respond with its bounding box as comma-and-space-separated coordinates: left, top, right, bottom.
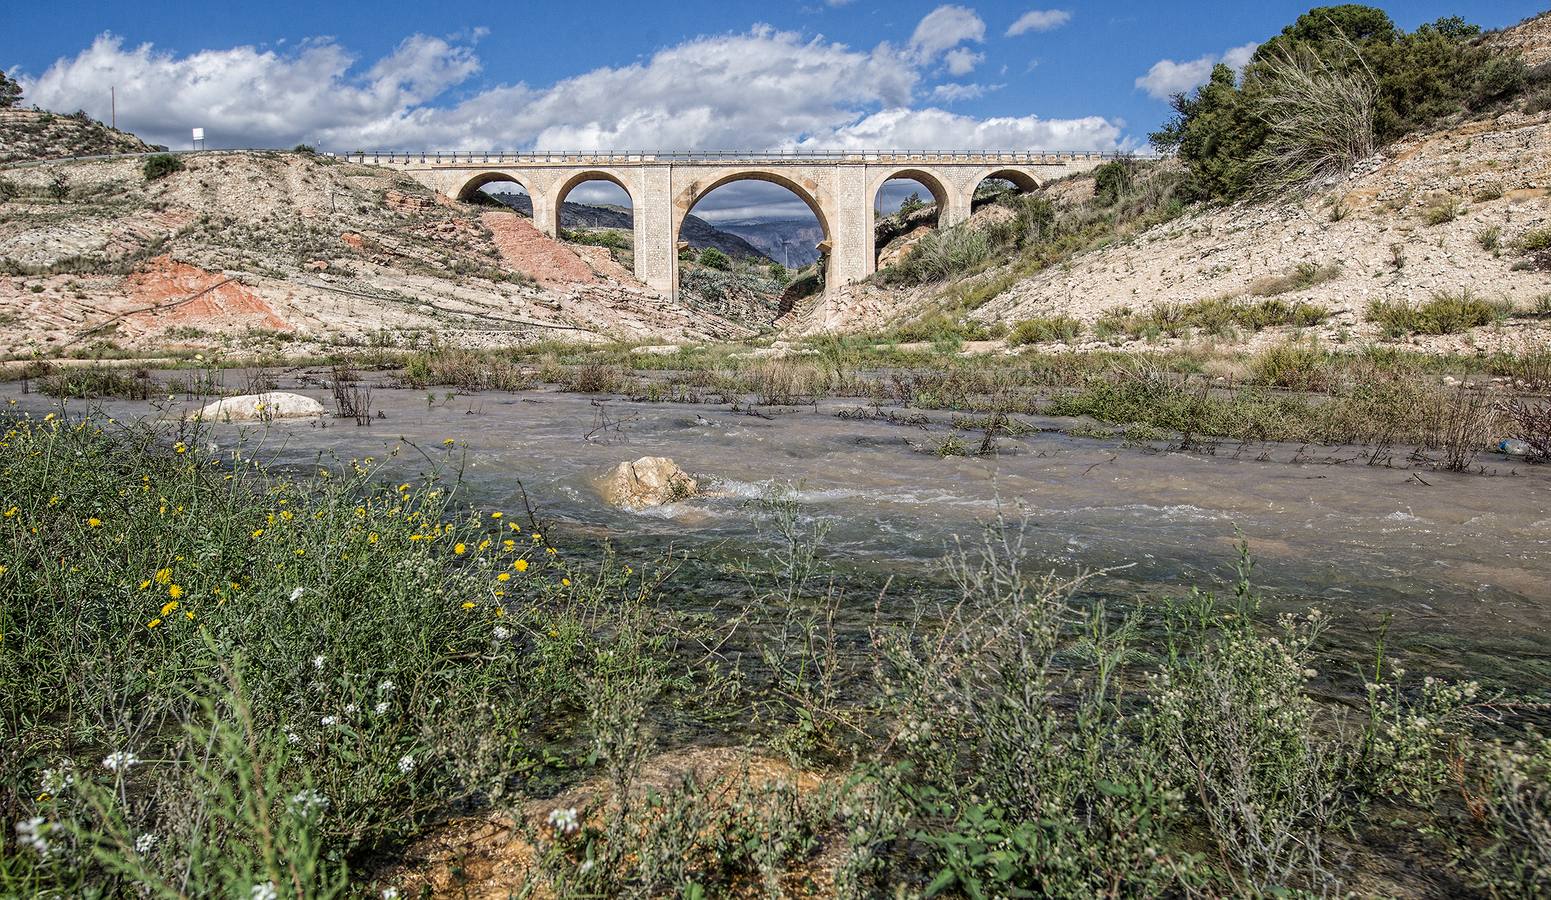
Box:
883, 223, 993, 285
1477, 225, 1501, 251
562, 227, 630, 250
142, 153, 184, 182
1009, 315, 1083, 345
1248, 261, 1341, 296
292, 144, 316, 154
697, 247, 731, 270
1091, 161, 1133, 206
1421, 195, 1461, 226
1516, 227, 1551, 254
1247, 340, 1334, 391
1366, 290, 1509, 335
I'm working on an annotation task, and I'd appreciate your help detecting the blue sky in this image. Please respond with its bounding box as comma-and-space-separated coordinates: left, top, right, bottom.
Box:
4, 0, 1543, 218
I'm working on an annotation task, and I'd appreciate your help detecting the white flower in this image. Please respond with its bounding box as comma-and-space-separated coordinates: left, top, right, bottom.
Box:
134, 833, 157, 855
102, 751, 139, 772
312, 654, 326, 670
377, 679, 396, 693
546, 806, 580, 835
40, 766, 75, 795
251, 883, 278, 900
288, 788, 330, 817
492, 625, 510, 641
397, 754, 415, 774
290, 587, 305, 601
382, 889, 401, 899
15, 817, 50, 855
321, 715, 340, 727
374, 701, 390, 715
344, 703, 358, 715
285, 730, 300, 745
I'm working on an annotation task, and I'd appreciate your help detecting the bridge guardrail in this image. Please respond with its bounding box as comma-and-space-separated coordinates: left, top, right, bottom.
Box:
342, 149, 1163, 165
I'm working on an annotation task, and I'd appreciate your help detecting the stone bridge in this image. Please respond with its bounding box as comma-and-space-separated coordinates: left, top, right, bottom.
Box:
348, 150, 1129, 296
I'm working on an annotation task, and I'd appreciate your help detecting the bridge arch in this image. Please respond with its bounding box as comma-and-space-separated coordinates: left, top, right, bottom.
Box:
454, 170, 534, 202
672, 170, 833, 293
970, 167, 1042, 211
550, 169, 640, 237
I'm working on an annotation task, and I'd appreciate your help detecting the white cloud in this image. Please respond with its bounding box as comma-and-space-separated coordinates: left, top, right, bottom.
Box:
19, 22, 1120, 157
943, 48, 984, 76
931, 83, 994, 102
1135, 41, 1259, 100
908, 5, 986, 60
801, 107, 1120, 151
1006, 9, 1071, 36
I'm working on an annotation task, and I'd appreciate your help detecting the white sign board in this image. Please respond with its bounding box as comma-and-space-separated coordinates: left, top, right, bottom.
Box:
192, 127, 205, 141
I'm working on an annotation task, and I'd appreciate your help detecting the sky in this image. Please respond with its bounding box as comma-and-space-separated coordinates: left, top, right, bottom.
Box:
3, 0, 1542, 220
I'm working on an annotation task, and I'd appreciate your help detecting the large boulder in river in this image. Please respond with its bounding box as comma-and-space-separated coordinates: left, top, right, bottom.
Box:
599, 457, 698, 510
196, 392, 326, 422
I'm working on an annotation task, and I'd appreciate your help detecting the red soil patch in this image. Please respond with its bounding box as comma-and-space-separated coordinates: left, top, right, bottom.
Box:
480, 211, 599, 287
126, 256, 290, 332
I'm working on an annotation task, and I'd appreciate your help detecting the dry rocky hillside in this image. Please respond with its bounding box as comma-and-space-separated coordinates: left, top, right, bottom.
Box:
788, 109, 1551, 356
0, 149, 747, 360
0, 108, 161, 164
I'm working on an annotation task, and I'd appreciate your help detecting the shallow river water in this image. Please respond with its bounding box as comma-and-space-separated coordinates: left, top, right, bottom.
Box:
10, 375, 1550, 687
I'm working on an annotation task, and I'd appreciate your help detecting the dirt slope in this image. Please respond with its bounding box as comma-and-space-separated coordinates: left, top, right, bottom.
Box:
0, 108, 160, 164
0, 150, 747, 358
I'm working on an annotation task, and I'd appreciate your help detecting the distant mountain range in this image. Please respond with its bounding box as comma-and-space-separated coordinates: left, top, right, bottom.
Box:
712, 220, 825, 268
488, 193, 771, 262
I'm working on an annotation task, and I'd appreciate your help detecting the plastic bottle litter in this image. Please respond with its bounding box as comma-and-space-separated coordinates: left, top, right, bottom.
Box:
1499, 439, 1532, 457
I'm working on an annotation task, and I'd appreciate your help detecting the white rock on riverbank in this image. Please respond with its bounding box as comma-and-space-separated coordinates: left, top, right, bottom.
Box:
598, 456, 698, 509
195, 392, 326, 422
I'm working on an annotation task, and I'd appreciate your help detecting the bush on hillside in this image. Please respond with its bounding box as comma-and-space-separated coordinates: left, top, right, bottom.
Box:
697, 247, 731, 270
142, 153, 184, 182
1153, 5, 1538, 202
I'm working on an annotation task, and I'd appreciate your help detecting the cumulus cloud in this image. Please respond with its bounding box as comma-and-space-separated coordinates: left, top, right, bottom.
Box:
1006, 9, 1071, 36
930, 82, 1002, 102
19, 16, 1120, 156
908, 5, 986, 60
1134, 41, 1259, 100
943, 48, 983, 76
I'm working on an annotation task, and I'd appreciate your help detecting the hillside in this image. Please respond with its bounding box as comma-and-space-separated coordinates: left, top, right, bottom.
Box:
715, 219, 825, 267
0, 147, 753, 359
0, 108, 161, 164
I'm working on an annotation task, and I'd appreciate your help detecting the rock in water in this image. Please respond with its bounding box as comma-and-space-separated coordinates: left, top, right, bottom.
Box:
196, 392, 326, 422
599, 457, 698, 509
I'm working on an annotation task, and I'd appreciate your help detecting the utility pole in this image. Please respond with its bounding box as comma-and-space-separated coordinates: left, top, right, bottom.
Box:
111, 86, 115, 129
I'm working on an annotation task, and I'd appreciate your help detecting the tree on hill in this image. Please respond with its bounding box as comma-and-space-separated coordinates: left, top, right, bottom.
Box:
0, 70, 22, 109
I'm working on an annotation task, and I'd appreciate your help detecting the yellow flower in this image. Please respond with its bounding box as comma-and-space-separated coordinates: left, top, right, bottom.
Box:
146, 618, 162, 629
497, 572, 510, 582
478, 538, 491, 551
502, 539, 515, 550
168, 584, 183, 600
86, 517, 102, 527
461, 601, 476, 610
443, 438, 455, 446
546, 547, 557, 556
154, 568, 172, 585
561, 578, 572, 587
252, 528, 264, 538
174, 442, 187, 454
490, 511, 503, 519
397, 483, 411, 493
367, 532, 379, 544
3, 506, 16, 518
139, 579, 151, 590
509, 522, 520, 531
531, 533, 542, 542
160, 600, 179, 616
0, 565, 7, 576
513, 559, 529, 573
184, 611, 195, 620
454, 543, 467, 555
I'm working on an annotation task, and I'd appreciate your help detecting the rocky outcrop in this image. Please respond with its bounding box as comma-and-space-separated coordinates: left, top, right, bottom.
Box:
598, 457, 698, 509
196, 392, 325, 422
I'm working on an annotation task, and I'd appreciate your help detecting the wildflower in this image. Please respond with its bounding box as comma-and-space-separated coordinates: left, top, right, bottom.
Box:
86, 517, 101, 527
367, 532, 379, 544
251, 883, 278, 900
160, 600, 179, 616
454, 542, 467, 555
313, 654, 326, 670
546, 547, 557, 556
561, 578, 572, 587
168, 584, 183, 600
3, 506, 16, 517
546, 807, 580, 835
290, 586, 304, 601
102, 751, 139, 772
146, 618, 162, 629
285, 730, 300, 745
321, 715, 340, 727
374, 700, 390, 715
503, 539, 515, 550
134, 833, 157, 855
139, 579, 151, 590
185, 611, 195, 620
461, 601, 477, 610
383, 889, 401, 899
154, 568, 172, 585
478, 538, 491, 551
174, 442, 187, 454
40, 766, 75, 795
378, 679, 396, 693
15, 817, 50, 856
442, 438, 455, 446
514, 559, 529, 573
532, 532, 542, 541
497, 572, 510, 582
288, 788, 330, 817
493, 625, 510, 640
344, 703, 358, 715
252, 528, 264, 538
397, 754, 415, 774
490, 511, 503, 519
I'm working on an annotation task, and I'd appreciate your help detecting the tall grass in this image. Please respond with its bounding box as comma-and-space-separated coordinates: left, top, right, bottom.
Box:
1366, 291, 1511, 336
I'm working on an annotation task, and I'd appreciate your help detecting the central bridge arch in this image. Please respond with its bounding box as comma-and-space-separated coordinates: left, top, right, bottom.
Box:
672, 169, 833, 293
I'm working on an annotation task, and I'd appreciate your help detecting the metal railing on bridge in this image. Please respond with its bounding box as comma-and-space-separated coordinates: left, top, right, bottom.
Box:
344, 149, 1161, 166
